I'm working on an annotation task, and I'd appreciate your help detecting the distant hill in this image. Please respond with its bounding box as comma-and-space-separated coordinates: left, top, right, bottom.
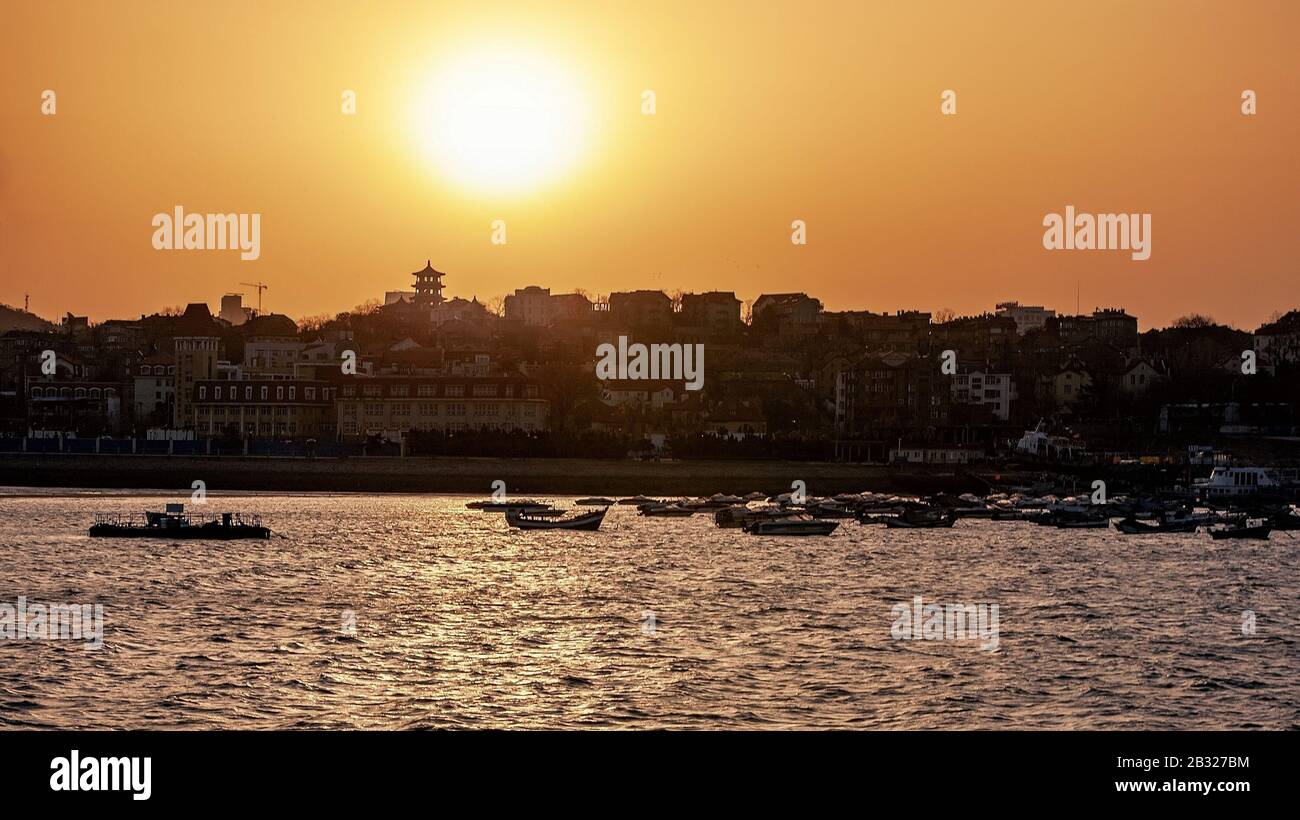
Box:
0, 303, 56, 333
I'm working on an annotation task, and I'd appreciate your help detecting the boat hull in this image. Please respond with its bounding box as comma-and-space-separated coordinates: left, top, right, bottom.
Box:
505, 509, 607, 531
88, 524, 270, 539
745, 521, 839, 536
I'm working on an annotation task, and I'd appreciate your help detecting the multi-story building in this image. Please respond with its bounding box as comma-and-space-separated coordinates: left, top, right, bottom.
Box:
132, 355, 175, 427
1253, 310, 1300, 366
502, 288, 593, 327
823, 310, 931, 352
172, 304, 221, 429
608, 290, 673, 333
1053, 308, 1139, 351
995, 302, 1056, 335
26, 378, 128, 434
679, 292, 741, 337
835, 353, 950, 436
930, 313, 1018, 364
242, 314, 304, 378
335, 375, 548, 440
504, 286, 553, 326
219, 293, 253, 325
192, 379, 336, 439
751, 293, 823, 335
951, 370, 1016, 421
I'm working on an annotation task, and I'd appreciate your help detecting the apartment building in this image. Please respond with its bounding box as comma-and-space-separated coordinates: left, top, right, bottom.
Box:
335, 375, 548, 440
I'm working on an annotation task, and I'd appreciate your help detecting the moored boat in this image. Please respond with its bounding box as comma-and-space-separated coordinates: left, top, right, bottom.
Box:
505, 507, 607, 531
89, 505, 270, 539
467, 499, 553, 512
638, 502, 695, 517
1113, 516, 1199, 535
618, 495, 660, 506
743, 515, 839, 536
575, 497, 615, 506
883, 507, 957, 529
1209, 522, 1272, 540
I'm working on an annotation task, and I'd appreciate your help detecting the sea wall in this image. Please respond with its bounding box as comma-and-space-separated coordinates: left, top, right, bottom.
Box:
0, 453, 1002, 496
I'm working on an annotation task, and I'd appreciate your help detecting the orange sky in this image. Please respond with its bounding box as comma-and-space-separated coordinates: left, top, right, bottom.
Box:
2, 0, 1297, 329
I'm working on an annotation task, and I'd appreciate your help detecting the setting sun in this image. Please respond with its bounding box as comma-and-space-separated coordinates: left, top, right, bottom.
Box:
410, 47, 591, 196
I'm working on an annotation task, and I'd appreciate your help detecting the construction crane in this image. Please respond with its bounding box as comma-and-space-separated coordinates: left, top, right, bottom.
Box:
240, 282, 268, 315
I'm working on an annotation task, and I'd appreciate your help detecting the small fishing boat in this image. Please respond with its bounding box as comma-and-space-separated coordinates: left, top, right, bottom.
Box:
952, 506, 995, 518
89, 505, 270, 539
1209, 521, 1272, 540
466, 499, 553, 512
505, 507, 607, 531
743, 515, 839, 536
618, 495, 660, 506
804, 500, 856, 519
883, 507, 957, 529
575, 497, 615, 506
989, 509, 1043, 522
637, 503, 695, 517
1114, 516, 1198, 535
714, 505, 786, 529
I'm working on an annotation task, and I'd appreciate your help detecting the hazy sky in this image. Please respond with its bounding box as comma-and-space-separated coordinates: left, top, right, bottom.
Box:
2, 0, 1297, 329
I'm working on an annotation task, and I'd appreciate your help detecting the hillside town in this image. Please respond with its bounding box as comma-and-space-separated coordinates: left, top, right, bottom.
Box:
3, 261, 1300, 463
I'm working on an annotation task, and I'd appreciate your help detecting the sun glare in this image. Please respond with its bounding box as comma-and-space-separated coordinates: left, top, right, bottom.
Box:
412, 48, 591, 196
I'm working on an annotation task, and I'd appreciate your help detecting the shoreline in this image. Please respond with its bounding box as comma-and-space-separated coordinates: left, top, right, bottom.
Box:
0, 453, 1012, 496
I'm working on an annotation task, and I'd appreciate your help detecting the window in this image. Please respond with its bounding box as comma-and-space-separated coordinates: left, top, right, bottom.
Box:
261, 386, 269, 400
277, 386, 285, 400
363, 385, 381, 397
390, 385, 409, 397
417, 384, 436, 397
445, 384, 464, 397
199, 386, 207, 399
472, 384, 497, 397
215, 386, 223, 400
304, 387, 315, 401
141, 365, 152, 375
289, 386, 296, 400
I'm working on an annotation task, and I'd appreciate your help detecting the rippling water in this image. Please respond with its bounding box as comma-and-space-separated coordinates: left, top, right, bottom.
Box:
1, 487, 1297, 729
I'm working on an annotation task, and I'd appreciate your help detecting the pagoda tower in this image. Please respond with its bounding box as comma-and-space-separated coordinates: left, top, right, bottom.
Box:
411, 260, 446, 305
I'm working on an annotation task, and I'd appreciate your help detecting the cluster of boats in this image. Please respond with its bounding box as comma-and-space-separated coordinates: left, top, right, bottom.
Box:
471, 488, 1300, 539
